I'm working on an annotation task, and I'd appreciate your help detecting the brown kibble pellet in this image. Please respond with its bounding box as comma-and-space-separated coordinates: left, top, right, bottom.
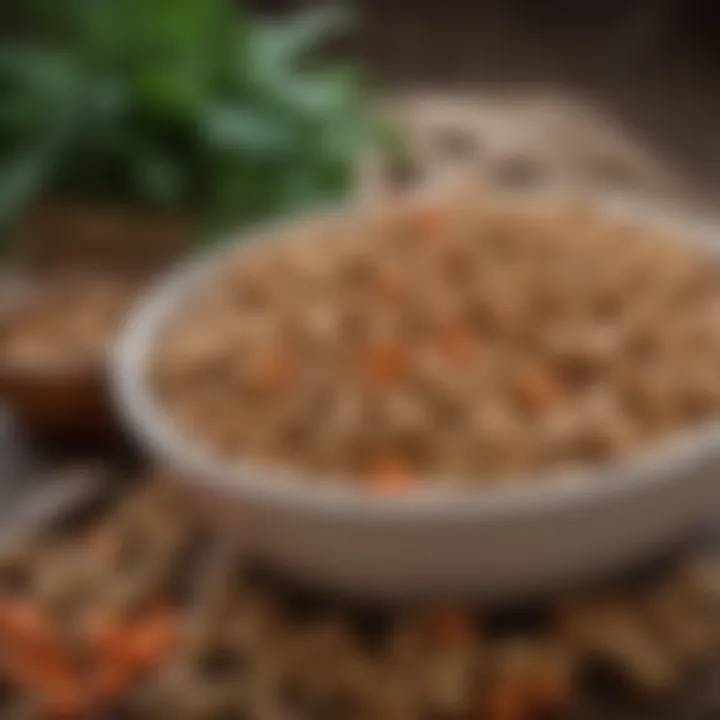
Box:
362, 342, 409, 384
438, 324, 477, 366
560, 600, 680, 695
644, 581, 717, 665
524, 642, 575, 715
426, 610, 477, 647
678, 557, 720, 604
484, 640, 536, 720
5, 474, 720, 717
0, 280, 136, 367
253, 350, 296, 392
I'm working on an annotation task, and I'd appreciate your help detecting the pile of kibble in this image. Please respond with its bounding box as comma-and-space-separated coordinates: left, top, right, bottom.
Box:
1, 279, 136, 368
0, 476, 719, 719
152, 190, 720, 489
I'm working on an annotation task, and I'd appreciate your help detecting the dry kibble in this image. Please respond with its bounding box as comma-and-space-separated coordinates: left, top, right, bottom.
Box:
0, 545, 37, 599
277, 618, 374, 717
560, 600, 680, 695
426, 610, 478, 647
32, 546, 98, 621
150, 661, 241, 719
1, 281, 135, 366
484, 640, 537, 720
421, 650, 477, 716
369, 671, 424, 720
524, 642, 575, 716
151, 190, 720, 488
1, 475, 720, 717
678, 558, 720, 605
643, 581, 718, 665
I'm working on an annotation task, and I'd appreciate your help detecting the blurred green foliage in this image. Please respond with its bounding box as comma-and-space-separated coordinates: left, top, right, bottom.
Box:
0, 0, 378, 240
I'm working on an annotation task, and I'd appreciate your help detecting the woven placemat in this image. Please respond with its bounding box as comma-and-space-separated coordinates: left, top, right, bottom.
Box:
358, 91, 699, 209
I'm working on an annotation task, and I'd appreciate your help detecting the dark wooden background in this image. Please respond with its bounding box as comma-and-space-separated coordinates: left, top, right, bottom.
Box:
256, 0, 720, 198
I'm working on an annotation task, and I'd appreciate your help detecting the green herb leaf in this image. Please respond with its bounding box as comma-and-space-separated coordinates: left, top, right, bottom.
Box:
0, 0, 384, 249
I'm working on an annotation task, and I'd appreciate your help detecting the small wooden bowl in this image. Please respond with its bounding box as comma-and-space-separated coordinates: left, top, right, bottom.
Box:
0, 275, 139, 443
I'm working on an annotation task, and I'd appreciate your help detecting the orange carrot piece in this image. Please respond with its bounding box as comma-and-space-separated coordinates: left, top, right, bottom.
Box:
87, 613, 125, 658
255, 350, 295, 391
363, 343, 409, 384
0, 601, 71, 670
1, 644, 76, 695
0, 601, 85, 717
94, 608, 178, 668
0, 599, 49, 645
0, 601, 176, 715
513, 365, 563, 412
370, 458, 414, 496
124, 607, 178, 668
88, 607, 178, 703
44, 677, 86, 719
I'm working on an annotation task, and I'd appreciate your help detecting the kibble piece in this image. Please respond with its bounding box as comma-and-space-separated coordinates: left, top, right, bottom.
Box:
483, 639, 538, 720
560, 600, 680, 695
0, 545, 37, 599
643, 581, 718, 665
1, 281, 135, 367
678, 558, 720, 605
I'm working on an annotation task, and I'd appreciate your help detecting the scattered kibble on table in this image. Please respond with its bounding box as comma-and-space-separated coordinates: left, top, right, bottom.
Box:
0, 476, 719, 718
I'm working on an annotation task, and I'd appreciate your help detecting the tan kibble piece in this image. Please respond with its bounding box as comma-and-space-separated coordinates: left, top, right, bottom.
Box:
1, 281, 135, 366
484, 639, 538, 720
149, 661, 241, 719
560, 599, 681, 695
483, 638, 575, 716
420, 650, 478, 716
33, 545, 99, 620
0, 544, 37, 597
678, 557, 720, 604
528, 645, 575, 715
403, 610, 482, 714
643, 581, 718, 665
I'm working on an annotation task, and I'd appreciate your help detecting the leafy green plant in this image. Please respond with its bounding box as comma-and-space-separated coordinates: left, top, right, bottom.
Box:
0, 0, 378, 241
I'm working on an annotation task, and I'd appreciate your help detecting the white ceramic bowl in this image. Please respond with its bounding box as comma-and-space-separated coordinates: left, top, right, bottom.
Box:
112, 193, 720, 603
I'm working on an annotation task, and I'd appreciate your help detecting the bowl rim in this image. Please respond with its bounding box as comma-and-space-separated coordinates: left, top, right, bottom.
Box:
111, 188, 720, 521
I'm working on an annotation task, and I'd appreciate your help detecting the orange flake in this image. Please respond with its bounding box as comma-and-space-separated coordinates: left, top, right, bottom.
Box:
369, 458, 414, 496
363, 343, 409, 384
